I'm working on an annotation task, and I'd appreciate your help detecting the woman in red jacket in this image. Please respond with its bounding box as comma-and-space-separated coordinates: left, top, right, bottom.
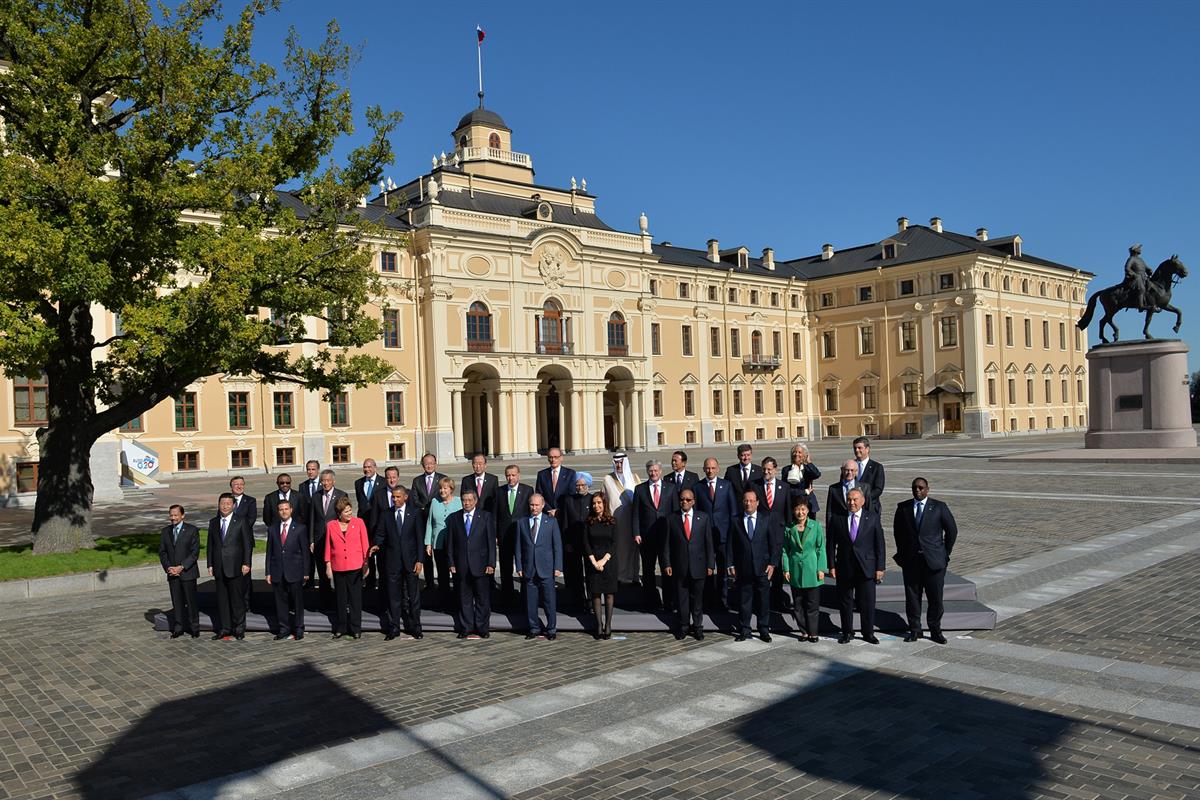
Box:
325, 496, 371, 639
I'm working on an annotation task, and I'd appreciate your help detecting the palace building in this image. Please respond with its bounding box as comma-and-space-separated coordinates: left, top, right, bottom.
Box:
0, 103, 1093, 500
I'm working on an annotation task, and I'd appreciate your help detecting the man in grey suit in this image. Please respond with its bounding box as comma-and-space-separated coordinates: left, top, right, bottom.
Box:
852, 436, 885, 515
207, 493, 254, 640
893, 477, 958, 644
159, 504, 201, 638
515, 493, 563, 640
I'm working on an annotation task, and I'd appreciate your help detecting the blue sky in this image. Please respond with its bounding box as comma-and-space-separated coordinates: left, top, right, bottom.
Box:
247, 1, 1199, 367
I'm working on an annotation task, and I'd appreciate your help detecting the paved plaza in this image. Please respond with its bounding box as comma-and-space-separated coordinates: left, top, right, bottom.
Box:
2, 432, 1199, 799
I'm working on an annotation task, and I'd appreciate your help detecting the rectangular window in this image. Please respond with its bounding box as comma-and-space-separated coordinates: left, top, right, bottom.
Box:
900, 321, 916, 352
728, 287, 738, 303
794, 389, 805, 413
755, 427, 765, 441
273, 392, 294, 428
678, 282, 689, 299
1005, 316, 1014, 347
1008, 378, 1016, 404
329, 391, 349, 427
1059, 322, 1067, 350
227, 392, 249, 429
940, 316, 958, 347
820, 292, 834, 308
859, 286, 873, 302
863, 423, 878, 436
821, 331, 836, 358
275, 447, 296, 466
714, 429, 725, 443
733, 390, 743, 415
683, 390, 695, 416
770, 292, 780, 307
649, 279, 659, 296
1010, 418, 1017, 432
1076, 379, 1084, 402
792, 332, 802, 359
790, 293, 800, 309
176, 451, 199, 471
174, 392, 197, 431
903, 382, 919, 407
733, 427, 744, 441
651, 323, 661, 355
1029, 416, 1037, 430
15, 462, 38, 493
1042, 320, 1050, 349
859, 325, 874, 355
1061, 380, 1068, 403
774, 389, 783, 414
985, 314, 994, 346
707, 286, 718, 302
772, 331, 781, 358
710, 327, 721, 357
1045, 379, 1052, 403
712, 390, 723, 416
730, 329, 741, 358
230, 449, 253, 469
681, 324, 693, 357
657, 432, 666, 446
388, 442, 406, 461
796, 425, 806, 438
12, 375, 49, 425
331, 444, 351, 464
1074, 328, 1082, 351
825, 423, 840, 438
383, 309, 401, 348
1026, 378, 1034, 404
824, 387, 839, 412
653, 390, 663, 417
939, 273, 955, 290
905, 422, 920, 436
119, 416, 143, 433
987, 378, 997, 405
380, 251, 398, 272
862, 384, 877, 410
685, 430, 696, 444
385, 391, 405, 426
1024, 318, 1032, 348
754, 390, 764, 415
750, 290, 759, 304
899, 279, 915, 296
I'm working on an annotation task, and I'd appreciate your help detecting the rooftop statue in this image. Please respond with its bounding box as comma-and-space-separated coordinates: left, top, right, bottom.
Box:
1077, 245, 1187, 343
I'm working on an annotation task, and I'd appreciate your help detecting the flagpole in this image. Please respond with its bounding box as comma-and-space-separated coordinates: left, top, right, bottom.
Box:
476, 30, 484, 107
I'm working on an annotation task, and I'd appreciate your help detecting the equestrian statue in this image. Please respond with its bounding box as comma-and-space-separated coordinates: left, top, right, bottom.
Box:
1077, 244, 1187, 343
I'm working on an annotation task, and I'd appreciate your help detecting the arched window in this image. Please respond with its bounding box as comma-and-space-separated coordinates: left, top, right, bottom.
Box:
467, 302, 493, 351
1003, 276, 1012, 291
488, 132, 501, 150
458, 134, 467, 149
1021, 279, 1029, 294
982, 273, 991, 289
607, 311, 628, 355
537, 299, 568, 354
751, 330, 763, 358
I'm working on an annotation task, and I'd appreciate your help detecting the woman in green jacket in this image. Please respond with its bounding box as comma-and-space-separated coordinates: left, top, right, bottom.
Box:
780, 498, 826, 642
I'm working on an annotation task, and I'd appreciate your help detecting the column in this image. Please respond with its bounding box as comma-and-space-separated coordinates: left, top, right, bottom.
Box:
536, 389, 548, 452
556, 391, 567, 451
615, 390, 626, 450
468, 392, 482, 454
632, 389, 646, 449
569, 384, 584, 453
594, 388, 606, 450
526, 388, 539, 455
497, 389, 513, 457
446, 379, 466, 460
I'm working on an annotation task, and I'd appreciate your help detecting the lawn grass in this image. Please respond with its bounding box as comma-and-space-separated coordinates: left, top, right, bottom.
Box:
0, 533, 259, 582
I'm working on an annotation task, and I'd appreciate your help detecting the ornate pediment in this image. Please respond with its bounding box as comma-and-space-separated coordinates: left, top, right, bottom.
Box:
983, 362, 1000, 375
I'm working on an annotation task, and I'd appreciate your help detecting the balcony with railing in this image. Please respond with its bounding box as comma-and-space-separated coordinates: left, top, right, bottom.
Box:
742, 353, 781, 371
457, 146, 533, 169
536, 339, 574, 356
466, 338, 495, 353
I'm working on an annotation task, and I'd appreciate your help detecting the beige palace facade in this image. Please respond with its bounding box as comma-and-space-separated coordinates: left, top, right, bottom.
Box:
0, 105, 1093, 501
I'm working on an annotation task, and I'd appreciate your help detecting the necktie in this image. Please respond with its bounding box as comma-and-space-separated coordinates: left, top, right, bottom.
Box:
746, 515, 755, 540
767, 481, 774, 508
173, 524, 181, 544
709, 481, 716, 501
365, 478, 373, 499
850, 513, 859, 542
465, 513, 472, 537
552, 468, 558, 492
915, 500, 925, 527
508, 486, 516, 513
220, 517, 228, 541
281, 521, 288, 546
309, 482, 315, 497
684, 513, 692, 540
395, 507, 403, 527
743, 466, 749, 483
426, 474, 432, 494
323, 492, 330, 513
477, 477, 484, 496
676, 473, 683, 487
532, 516, 540, 544
652, 483, 660, 509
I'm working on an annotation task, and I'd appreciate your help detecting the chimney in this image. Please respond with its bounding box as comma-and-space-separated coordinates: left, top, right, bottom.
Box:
762, 247, 775, 270
930, 217, 943, 233
707, 239, 720, 263
976, 227, 988, 241
897, 216, 909, 232
821, 243, 834, 261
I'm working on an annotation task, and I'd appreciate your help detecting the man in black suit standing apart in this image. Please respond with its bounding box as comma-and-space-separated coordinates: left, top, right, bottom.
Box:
852, 436, 885, 514
695, 457, 738, 611
207, 494, 254, 640
828, 487, 885, 644
265, 499, 309, 640
159, 504, 201, 638
662, 489, 715, 640
668, 450, 700, 494
461, 454, 499, 515
410, 453, 447, 583
446, 490, 497, 638
494, 464, 533, 608
728, 489, 781, 642
724, 444, 763, 498
536, 447, 576, 519
893, 477, 958, 644
309, 469, 347, 609
355, 458, 383, 590
824, 460, 859, 529
632, 459, 678, 610
373, 486, 424, 639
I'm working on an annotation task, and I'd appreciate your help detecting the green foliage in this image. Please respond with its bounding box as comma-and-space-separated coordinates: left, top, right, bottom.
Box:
0, 531, 261, 581
0, 0, 399, 439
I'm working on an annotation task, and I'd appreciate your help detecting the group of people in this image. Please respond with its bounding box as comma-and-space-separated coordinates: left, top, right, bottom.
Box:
158, 437, 959, 645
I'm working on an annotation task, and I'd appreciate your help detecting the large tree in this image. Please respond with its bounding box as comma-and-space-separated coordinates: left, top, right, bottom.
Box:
0, 0, 399, 553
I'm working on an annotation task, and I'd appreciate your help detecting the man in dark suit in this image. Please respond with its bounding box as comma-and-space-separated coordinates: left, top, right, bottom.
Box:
461, 454, 499, 515
631, 459, 679, 610
227, 475, 258, 609
265, 499, 309, 640
662, 489, 715, 640
827, 487, 886, 644
724, 443, 764, 498
373, 486, 424, 639
824, 460, 859, 529
753, 456, 793, 611
852, 436, 886, 514
207, 493, 254, 640
668, 450, 700, 493
370, 465, 404, 522
535, 447, 576, 519
410, 453, 447, 583
309, 469, 347, 609
263, 473, 300, 528
494, 464, 533, 608
728, 489, 782, 641
355, 458, 383, 590
159, 504, 201, 638
694, 457, 738, 610
515, 494, 562, 639
297, 459, 321, 521
893, 477, 958, 644
445, 490, 497, 638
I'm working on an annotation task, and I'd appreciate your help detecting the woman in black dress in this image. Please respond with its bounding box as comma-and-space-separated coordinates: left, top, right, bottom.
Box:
584, 491, 619, 639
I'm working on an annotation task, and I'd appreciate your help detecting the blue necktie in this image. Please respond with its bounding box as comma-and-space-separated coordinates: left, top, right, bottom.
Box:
173, 524, 181, 544
746, 515, 755, 540
915, 500, 925, 528
220, 518, 228, 541
365, 478, 373, 499
465, 513, 472, 537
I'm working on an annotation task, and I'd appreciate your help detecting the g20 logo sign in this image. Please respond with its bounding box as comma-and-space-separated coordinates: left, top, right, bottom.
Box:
130, 456, 158, 472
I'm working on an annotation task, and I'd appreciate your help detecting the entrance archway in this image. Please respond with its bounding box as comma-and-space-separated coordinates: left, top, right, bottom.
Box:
602, 366, 635, 451
461, 364, 501, 456
535, 365, 573, 454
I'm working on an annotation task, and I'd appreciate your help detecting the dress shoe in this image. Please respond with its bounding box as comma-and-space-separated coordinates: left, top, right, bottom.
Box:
694, 630, 705, 641
759, 632, 772, 643
601, 632, 611, 640
352, 633, 362, 640
807, 635, 819, 643
170, 630, 184, 639
456, 632, 468, 639
274, 633, 289, 641
674, 631, 686, 641
903, 633, 920, 643
191, 632, 200, 639
294, 632, 304, 641
385, 632, 397, 641
480, 632, 490, 639
734, 633, 748, 642
412, 632, 424, 640
525, 633, 538, 640
931, 632, 948, 644
546, 633, 557, 640
331, 633, 343, 640
838, 634, 852, 644
863, 635, 880, 645
211, 632, 226, 640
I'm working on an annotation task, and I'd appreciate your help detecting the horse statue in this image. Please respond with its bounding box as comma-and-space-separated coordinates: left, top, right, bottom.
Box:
1077, 254, 1187, 343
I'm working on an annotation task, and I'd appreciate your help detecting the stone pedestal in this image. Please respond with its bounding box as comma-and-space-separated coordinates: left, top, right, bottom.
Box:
1085, 339, 1197, 449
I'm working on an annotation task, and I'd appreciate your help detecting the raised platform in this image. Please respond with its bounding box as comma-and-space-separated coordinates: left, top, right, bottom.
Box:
150, 572, 996, 636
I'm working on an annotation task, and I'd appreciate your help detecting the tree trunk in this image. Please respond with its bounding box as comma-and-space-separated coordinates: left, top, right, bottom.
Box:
31, 302, 99, 554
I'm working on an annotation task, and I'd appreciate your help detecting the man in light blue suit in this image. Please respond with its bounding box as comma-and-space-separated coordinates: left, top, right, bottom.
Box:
515, 493, 563, 640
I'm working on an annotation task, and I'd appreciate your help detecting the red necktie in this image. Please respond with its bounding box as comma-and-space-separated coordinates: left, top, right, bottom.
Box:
683, 513, 692, 540
652, 483, 660, 508
281, 521, 288, 546
709, 481, 716, 501
477, 477, 483, 496
767, 481, 774, 508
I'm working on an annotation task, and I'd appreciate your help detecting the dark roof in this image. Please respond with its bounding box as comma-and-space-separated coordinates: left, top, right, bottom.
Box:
429, 188, 617, 231
455, 107, 510, 132
274, 190, 413, 231
653, 244, 801, 279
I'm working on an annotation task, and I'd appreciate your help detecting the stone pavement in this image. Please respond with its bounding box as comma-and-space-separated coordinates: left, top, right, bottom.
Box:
1, 432, 1199, 799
